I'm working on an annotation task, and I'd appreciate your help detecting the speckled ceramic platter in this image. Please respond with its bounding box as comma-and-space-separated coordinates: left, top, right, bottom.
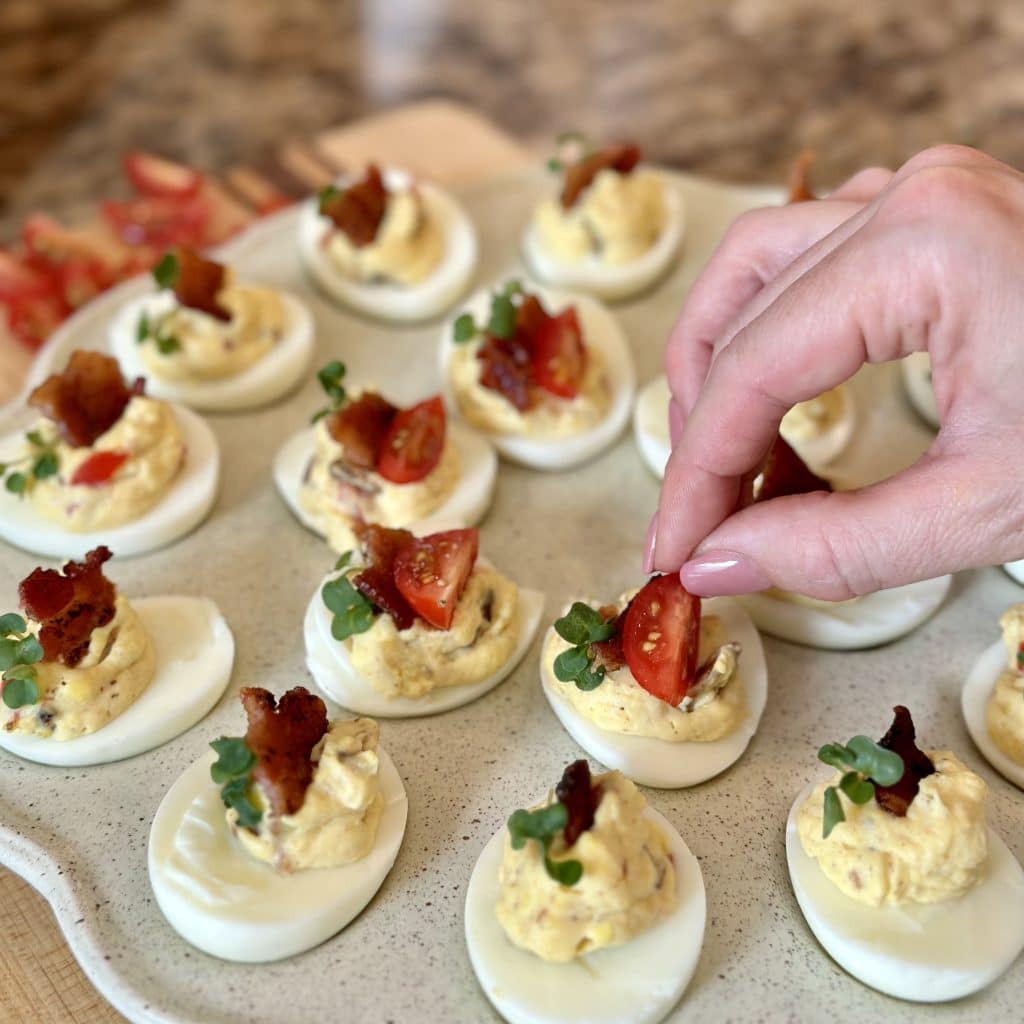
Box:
1, 170, 1022, 1024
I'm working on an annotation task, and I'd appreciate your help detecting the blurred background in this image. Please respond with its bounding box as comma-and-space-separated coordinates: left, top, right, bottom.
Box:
3, 0, 1024, 237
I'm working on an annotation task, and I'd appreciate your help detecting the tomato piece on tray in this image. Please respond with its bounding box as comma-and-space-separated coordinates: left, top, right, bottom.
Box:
375, 396, 446, 484
393, 528, 479, 630
0, 250, 53, 301
621, 574, 701, 705
70, 450, 130, 487
123, 151, 203, 200
101, 196, 210, 249
531, 306, 586, 398
5, 290, 69, 351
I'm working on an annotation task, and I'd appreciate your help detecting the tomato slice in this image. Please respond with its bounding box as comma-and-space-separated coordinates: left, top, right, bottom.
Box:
101, 196, 210, 249
123, 152, 203, 199
0, 251, 54, 302
621, 574, 701, 705
531, 307, 586, 398
70, 451, 130, 487
4, 291, 69, 350
375, 396, 446, 484
393, 529, 479, 629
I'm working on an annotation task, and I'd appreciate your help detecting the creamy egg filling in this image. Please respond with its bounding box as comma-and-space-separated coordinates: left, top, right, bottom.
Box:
986, 604, 1024, 765
449, 344, 611, 437
299, 415, 461, 553
141, 280, 286, 382
797, 751, 988, 907
0, 594, 155, 741
229, 716, 384, 873
780, 387, 846, 443
28, 396, 186, 532
533, 169, 667, 266
346, 563, 519, 699
546, 596, 745, 742
495, 770, 676, 962
324, 190, 444, 285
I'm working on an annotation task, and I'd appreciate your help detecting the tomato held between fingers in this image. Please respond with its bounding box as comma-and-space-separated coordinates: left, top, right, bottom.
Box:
393, 528, 479, 630
621, 574, 701, 705
531, 307, 586, 398
376, 396, 446, 484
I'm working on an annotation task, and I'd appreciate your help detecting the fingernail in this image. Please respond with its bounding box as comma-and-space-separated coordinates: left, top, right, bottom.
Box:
643, 515, 658, 574
668, 400, 684, 445
680, 550, 771, 596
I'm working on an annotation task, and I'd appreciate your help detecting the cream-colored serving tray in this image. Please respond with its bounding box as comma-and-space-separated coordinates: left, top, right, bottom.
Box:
1, 171, 1021, 1024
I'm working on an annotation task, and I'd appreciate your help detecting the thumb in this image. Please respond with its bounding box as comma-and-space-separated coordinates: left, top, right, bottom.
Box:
677, 445, 1024, 600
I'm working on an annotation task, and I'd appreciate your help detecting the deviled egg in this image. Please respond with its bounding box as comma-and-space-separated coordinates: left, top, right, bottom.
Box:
298, 163, 477, 322
440, 281, 635, 470
522, 139, 684, 301
108, 247, 314, 412
540, 573, 766, 788
149, 685, 408, 962
0, 546, 233, 767
787, 705, 1024, 1002
274, 360, 496, 553
901, 352, 939, 428
465, 759, 706, 1024
0, 350, 219, 560
962, 603, 1024, 789
632, 374, 854, 480
305, 524, 543, 716
735, 436, 950, 648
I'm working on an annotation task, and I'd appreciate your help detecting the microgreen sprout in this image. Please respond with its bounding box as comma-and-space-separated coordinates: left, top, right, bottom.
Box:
210, 736, 262, 828
546, 131, 594, 173
451, 280, 523, 344
135, 309, 180, 355
317, 184, 340, 212
817, 736, 905, 838
508, 801, 583, 886
311, 360, 348, 424
552, 602, 615, 691
321, 552, 375, 640
0, 613, 43, 710
0, 430, 60, 499
152, 251, 180, 289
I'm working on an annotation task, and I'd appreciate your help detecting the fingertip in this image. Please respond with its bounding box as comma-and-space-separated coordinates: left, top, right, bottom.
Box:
680, 550, 771, 597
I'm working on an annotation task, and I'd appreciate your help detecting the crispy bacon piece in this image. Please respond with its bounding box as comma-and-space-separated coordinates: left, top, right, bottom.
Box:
326, 392, 398, 470
320, 165, 389, 247
240, 686, 329, 818
787, 150, 816, 204
561, 143, 642, 208
477, 336, 534, 411
28, 350, 140, 448
357, 523, 415, 572
556, 760, 600, 846
755, 436, 832, 503
172, 247, 230, 321
874, 705, 936, 817
18, 546, 116, 667
352, 566, 416, 631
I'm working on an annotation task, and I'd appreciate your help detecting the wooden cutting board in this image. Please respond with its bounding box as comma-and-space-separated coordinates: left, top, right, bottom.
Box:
0, 99, 532, 1024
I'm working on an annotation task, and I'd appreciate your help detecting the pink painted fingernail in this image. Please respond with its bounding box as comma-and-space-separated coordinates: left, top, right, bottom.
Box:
668, 400, 684, 445
680, 550, 770, 596
643, 515, 658, 574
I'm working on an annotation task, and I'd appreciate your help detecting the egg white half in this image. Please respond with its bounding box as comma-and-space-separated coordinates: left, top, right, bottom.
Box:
298, 168, 478, 323
0, 404, 220, 560
786, 781, 1024, 1002
273, 419, 496, 544
521, 179, 685, 302
961, 640, 1024, 790
540, 597, 767, 789
737, 576, 951, 651
440, 285, 636, 470
902, 352, 939, 429
107, 290, 315, 412
464, 805, 706, 1024
0, 596, 233, 767
148, 744, 407, 963
1003, 561, 1024, 586
632, 374, 854, 481
304, 566, 544, 718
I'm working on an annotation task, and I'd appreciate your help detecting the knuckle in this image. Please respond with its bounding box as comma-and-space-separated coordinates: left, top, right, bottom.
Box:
883, 163, 983, 223
808, 503, 885, 600
899, 143, 987, 176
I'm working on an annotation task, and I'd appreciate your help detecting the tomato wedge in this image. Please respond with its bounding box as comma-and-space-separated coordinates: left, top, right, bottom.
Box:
376, 396, 446, 484
71, 451, 130, 487
4, 291, 68, 350
101, 196, 210, 249
393, 529, 479, 629
0, 251, 54, 302
531, 307, 586, 398
123, 152, 203, 199
621, 574, 701, 705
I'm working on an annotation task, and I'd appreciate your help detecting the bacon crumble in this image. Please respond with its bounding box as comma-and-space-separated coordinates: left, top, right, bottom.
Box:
560, 143, 642, 208
320, 164, 389, 247
172, 247, 230, 321
874, 705, 936, 817
556, 759, 600, 846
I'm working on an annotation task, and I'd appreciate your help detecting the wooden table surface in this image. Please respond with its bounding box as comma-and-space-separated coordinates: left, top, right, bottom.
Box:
0, 100, 534, 1024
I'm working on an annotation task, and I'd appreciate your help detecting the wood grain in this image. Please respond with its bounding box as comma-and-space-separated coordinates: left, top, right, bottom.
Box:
0, 99, 529, 1024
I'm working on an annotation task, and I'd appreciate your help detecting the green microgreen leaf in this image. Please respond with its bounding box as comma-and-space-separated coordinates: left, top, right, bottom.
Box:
838, 771, 875, 805
220, 775, 262, 829
156, 333, 180, 355
136, 312, 150, 343
554, 602, 615, 646
0, 613, 27, 636
25, 431, 46, 448
311, 360, 348, 424
502, 279, 522, 298
452, 312, 477, 344
573, 661, 607, 691
32, 452, 58, 481
546, 157, 563, 173
14, 635, 43, 666
2, 674, 38, 710
822, 786, 845, 839
0, 639, 17, 672
5, 473, 27, 495
846, 735, 904, 787
210, 736, 262, 828
334, 551, 355, 572
553, 645, 591, 681
817, 742, 854, 772
544, 853, 583, 886
507, 800, 583, 886
487, 293, 516, 340
318, 184, 340, 210
153, 251, 179, 289
322, 575, 375, 641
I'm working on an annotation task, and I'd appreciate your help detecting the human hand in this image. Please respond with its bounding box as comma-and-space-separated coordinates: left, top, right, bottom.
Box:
651, 145, 1024, 600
